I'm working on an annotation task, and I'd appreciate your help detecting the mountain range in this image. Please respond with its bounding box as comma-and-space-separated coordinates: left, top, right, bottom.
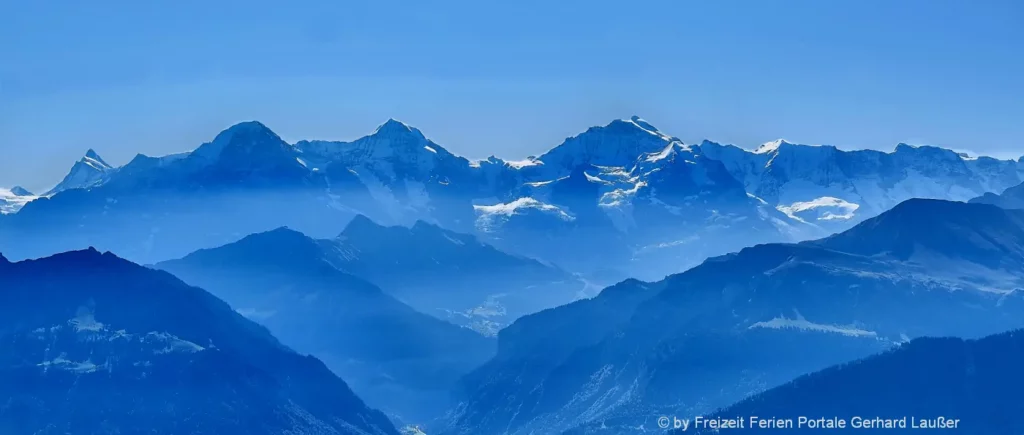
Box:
444, 199, 1024, 435
4, 116, 1024, 434
3, 117, 1021, 281
154, 217, 589, 424
321, 215, 588, 333
0, 248, 399, 435
154, 226, 497, 426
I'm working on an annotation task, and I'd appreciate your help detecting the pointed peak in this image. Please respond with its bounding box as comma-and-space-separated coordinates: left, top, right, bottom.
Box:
0, 252, 8, 264
558, 116, 675, 146
627, 115, 660, 132
340, 214, 387, 236
263, 226, 302, 236
411, 219, 442, 232
373, 118, 422, 137
81, 149, 112, 168
754, 139, 791, 154
9, 186, 33, 196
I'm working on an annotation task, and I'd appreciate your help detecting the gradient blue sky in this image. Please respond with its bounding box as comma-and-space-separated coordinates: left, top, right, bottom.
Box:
2, 0, 1023, 192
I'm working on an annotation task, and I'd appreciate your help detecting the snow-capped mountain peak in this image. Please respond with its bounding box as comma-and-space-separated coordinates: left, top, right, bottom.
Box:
606, 115, 674, 142
536, 116, 676, 171
754, 138, 793, 154
83, 149, 111, 169
349, 118, 453, 160
45, 149, 117, 195
0, 187, 40, 214
627, 114, 653, 127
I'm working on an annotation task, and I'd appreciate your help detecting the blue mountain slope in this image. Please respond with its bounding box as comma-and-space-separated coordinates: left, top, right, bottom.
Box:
971, 179, 1024, 210
686, 329, 1024, 434
155, 227, 497, 426
330, 215, 587, 333
446, 199, 1024, 435
0, 249, 398, 435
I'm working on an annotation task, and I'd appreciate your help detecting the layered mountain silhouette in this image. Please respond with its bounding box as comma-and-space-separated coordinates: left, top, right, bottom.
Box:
155, 226, 497, 425
328, 215, 587, 333
700, 140, 1023, 228
445, 199, 1024, 435
972, 179, 1024, 210
688, 329, 1024, 434
0, 248, 398, 435
4, 118, 1020, 281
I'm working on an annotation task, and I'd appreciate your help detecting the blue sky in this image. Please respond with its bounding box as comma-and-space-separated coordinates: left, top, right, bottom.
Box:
2, 0, 1023, 192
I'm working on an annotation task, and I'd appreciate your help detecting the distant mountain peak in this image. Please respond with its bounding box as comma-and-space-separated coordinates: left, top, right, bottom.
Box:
9, 186, 33, 196
754, 139, 791, 154
209, 121, 283, 147
370, 119, 431, 143
814, 198, 1024, 269
410, 219, 442, 232
45, 149, 117, 195
223, 120, 274, 134
83, 148, 109, 166
537, 117, 676, 170
603, 116, 670, 139
627, 115, 660, 132
374, 118, 417, 134
186, 120, 300, 169
243, 226, 311, 244
174, 226, 326, 269
340, 214, 387, 237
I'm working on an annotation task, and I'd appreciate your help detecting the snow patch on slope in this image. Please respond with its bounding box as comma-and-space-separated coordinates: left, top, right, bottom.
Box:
473, 197, 574, 231
777, 197, 861, 222
749, 313, 877, 338
0, 187, 38, 214
506, 158, 543, 169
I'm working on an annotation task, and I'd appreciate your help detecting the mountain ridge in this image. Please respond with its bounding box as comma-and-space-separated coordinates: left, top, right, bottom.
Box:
3, 117, 1021, 282
446, 199, 1024, 435
687, 329, 1024, 434
0, 247, 399, 435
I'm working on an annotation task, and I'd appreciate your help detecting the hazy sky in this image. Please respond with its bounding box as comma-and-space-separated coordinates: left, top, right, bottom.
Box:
3, 0, 1023, 192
